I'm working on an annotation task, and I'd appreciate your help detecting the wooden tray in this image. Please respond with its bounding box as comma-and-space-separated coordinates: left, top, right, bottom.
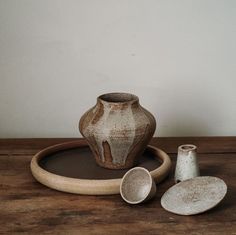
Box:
30, 140, 172, 195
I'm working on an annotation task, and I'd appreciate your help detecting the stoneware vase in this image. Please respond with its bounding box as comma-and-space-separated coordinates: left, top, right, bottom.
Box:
79, 92, 156, 169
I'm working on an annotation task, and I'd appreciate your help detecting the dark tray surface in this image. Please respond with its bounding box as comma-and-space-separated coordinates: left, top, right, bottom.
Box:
39, 146, 160, 180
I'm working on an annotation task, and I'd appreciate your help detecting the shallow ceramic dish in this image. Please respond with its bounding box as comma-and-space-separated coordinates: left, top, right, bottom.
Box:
161, 176, 227, 215
120, 167, 156, 204
30, 140, 172, 195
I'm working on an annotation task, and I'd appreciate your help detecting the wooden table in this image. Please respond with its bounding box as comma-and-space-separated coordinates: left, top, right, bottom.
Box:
1, 137, 236, 235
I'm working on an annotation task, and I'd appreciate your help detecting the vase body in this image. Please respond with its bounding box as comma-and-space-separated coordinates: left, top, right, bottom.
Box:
79, 92, 156, 169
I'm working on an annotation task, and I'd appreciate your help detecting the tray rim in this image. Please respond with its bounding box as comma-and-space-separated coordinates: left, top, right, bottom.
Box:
30, 140, 172, 195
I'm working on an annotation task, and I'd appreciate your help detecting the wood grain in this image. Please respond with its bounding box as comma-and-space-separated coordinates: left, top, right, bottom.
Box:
1, 136, 236, 154
1, 138, 236, 234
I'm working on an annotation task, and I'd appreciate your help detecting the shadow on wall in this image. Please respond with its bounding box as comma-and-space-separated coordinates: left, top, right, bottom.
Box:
161, 116, 214, 136
153, 89, 223, 137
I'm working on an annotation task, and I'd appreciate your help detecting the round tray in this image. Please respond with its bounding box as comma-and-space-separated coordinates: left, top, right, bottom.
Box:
30, 140, 172, 195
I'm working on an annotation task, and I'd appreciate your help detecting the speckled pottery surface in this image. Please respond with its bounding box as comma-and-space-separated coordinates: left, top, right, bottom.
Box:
161, 176, 227, 215
79, 93, 156, 169
175, 144, 200, 183
120, 167, 156, 204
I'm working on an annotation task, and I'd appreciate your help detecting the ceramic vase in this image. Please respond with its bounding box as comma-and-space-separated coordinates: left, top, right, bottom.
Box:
79, 92, 156, 169
174, 144, 200, 183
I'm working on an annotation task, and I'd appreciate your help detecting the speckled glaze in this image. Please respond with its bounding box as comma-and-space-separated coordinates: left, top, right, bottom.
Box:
161, 176, 227, 215
79, 93, 156, 169
120, 167, 156, 204
175, 144, 200, 183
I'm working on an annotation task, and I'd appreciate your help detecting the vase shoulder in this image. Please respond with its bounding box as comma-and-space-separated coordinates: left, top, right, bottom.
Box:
80, 103, 155, 135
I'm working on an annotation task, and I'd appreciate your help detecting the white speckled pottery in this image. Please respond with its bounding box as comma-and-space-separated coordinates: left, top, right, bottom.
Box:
120, 167, 156, 204
175, 144, 200, 183
161, 176, 227, 215
79, 92, 156, 169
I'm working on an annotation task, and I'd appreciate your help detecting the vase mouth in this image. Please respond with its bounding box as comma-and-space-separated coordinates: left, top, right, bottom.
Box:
98, 92, 139, 104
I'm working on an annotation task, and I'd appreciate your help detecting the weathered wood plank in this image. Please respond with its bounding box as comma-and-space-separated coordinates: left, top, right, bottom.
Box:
0, 137, 236, 154
0, 147, 235, 234
150, 136, 236, 154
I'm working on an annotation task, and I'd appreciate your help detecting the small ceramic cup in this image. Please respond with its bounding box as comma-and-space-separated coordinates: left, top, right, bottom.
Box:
120, 167, 156, 204
174, 144, 200, 183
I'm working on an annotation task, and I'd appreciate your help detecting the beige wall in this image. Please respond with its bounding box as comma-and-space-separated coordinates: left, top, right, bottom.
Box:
0, 0, 236, 137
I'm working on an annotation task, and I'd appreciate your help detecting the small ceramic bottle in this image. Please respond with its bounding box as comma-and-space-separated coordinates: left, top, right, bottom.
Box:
174, 144, 200, 183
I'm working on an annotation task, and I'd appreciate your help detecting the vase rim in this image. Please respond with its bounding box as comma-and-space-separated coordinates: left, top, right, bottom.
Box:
98, 92, 139, 104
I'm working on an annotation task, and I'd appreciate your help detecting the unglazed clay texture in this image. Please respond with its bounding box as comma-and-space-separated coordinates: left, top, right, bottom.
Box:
79, 93, 156, 169
31, 141, 172, 195
161, 176, 227, 215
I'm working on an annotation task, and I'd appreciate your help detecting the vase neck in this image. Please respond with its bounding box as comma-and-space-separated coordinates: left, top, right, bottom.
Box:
97, 92, 140, 109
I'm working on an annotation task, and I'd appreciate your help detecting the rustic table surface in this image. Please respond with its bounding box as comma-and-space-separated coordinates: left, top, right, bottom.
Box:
1, 137, 236, 235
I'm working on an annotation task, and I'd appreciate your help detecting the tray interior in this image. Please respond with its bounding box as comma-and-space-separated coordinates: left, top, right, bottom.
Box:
39, 146, 161, 180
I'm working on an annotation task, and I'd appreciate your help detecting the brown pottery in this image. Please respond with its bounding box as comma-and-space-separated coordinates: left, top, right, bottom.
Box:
79, 92, 156, 169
